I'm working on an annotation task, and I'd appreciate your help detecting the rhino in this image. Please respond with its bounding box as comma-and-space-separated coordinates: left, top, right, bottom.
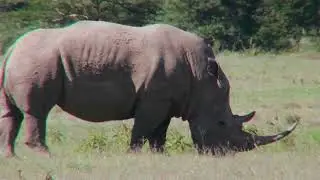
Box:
0, 21, 297, 157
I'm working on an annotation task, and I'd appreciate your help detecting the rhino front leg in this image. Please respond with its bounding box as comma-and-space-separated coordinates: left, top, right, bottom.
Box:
0, 93, 23, 157
148, 118, 171, 153
129, 100, 171, 153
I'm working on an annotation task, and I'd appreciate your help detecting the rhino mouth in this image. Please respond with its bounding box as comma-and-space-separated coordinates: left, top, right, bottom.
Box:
232, 111, 298, 151
191, 111, 299, 155
209, 122, 298, 156
213, 115, 298, 155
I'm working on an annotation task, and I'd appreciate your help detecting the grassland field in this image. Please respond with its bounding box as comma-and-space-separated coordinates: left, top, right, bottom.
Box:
0, 51, 319, 180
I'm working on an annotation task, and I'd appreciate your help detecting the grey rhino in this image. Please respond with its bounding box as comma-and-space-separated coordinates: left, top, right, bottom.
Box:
0, 21, 297, 157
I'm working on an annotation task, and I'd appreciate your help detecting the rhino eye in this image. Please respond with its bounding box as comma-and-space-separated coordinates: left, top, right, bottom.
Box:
217, 121, 226, 127
207, 58, 218, 77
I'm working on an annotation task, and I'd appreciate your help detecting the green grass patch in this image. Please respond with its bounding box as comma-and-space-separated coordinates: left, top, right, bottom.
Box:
302, 128, 320, 144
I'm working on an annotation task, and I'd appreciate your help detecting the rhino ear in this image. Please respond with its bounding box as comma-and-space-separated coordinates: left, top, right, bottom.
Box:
203, 37, 213, 47
207, 57, 219, 77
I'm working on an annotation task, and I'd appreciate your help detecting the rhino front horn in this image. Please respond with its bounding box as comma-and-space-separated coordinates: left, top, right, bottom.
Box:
253, 122, 298, 146
233, 111, 256, 123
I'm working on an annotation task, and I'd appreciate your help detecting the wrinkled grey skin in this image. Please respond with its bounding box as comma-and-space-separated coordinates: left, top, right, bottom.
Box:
0, 21, 297, 157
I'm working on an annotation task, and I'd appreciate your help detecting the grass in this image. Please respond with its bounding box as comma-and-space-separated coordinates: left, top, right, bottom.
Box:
0, 52, 320, 179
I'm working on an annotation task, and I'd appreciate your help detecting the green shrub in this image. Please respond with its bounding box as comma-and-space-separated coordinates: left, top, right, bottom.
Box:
0, 0, 59, 53
1, 0, 319, 53
75, 129, 108, 153
166, 128, 193, 154
110, 123, 131, 149
52, 0, 162, 26
47, 127, 65, 144
157, 0, 318, 52
311, 36, 320, 52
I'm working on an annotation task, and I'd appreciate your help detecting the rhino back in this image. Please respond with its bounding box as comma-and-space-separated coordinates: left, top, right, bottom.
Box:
4, 28, 62, 89
4, 21, 205, 121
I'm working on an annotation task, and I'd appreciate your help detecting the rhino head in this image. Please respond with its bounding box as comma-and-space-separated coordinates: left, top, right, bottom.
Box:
184, 50, 298, 155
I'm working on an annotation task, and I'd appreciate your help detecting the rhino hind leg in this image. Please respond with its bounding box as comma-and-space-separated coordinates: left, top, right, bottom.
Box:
6, 80, 61, 157
147, 118, 171, 153
23, 112, 51, 156
129, 100, 172, 153
20, 94, 57, 157
0, 92, 23, 157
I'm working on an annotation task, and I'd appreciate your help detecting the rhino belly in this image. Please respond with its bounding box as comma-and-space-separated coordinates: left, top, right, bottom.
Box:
58, 80, 137, 122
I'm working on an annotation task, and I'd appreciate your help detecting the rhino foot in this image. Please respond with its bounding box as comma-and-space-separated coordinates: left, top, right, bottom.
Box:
24, 142, 51, 158
0, 145, 16, 158
150, 147, 165, 153
127, 147, 142, 154
0, 128, 15, 158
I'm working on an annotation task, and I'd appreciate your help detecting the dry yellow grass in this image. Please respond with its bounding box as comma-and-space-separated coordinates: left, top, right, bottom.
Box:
0, 151, 319, 180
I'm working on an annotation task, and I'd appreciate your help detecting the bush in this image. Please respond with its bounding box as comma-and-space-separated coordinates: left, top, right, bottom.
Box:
157, 0, 319, 52
0, 0, 59, 53
310, 34, 320, 52
110, 123, 131, 149
166, 128, 193, 154
52, 0, 162, 26
76, 129, 108, 153
1, 0, 319, 53
48, 127, 65, 144
0, 0, 163, 53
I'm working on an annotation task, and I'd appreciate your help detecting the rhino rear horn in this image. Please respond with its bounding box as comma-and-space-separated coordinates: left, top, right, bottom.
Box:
253, 122, 298, 146
233, 111, 256, 123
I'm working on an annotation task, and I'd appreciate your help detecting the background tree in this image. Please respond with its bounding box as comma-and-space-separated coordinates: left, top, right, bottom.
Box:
53, 0, 162, 26
0, 0, 319, 54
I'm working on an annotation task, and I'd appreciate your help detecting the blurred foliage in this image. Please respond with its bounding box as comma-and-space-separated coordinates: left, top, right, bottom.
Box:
0, 0, 319, 53
157, 0, 319, 52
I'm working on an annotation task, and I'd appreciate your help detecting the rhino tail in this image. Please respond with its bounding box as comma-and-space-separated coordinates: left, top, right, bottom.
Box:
0, 46, 13, 91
